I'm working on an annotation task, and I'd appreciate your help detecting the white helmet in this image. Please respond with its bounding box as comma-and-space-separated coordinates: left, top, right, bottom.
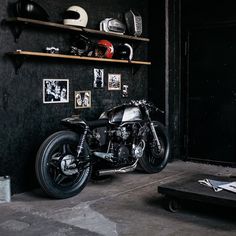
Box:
63, 5, 88, 27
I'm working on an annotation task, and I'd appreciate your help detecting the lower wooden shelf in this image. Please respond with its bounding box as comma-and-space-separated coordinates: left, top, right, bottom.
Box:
9, 50, 151, 65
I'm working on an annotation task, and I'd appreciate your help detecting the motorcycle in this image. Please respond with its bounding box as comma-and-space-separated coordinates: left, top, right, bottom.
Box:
35, 100, 170, 199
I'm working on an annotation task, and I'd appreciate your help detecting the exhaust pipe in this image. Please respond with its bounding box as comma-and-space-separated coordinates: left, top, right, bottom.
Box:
98, 160, 138, 176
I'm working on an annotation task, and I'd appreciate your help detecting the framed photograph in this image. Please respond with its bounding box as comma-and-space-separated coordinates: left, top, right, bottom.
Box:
108, 73, 121, 90
93, 68, 104, 88
75, 91, 91, 109
43, 79, 69, 103
122, 84, 129, 97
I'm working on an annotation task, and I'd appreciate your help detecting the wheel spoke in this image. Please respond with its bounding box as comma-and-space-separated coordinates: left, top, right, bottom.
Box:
54, 173, 67, 185
62, 144, 69, 155
48, 152, 62, 168
48, 160, 59, 168
149, 155, 156, 164
51, 152, 62, 160
148, 139, 165, 166
62, 143, 76, 155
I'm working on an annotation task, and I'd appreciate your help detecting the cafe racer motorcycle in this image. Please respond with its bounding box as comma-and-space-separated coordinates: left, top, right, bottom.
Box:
35, 100, 170, 199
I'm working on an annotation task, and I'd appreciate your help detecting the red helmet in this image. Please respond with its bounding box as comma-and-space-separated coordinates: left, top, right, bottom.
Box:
95, 40, 114, 59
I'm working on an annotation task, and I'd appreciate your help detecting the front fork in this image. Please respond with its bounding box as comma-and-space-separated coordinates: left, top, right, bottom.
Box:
149, 122, 162, 150
145, 106, 162, 150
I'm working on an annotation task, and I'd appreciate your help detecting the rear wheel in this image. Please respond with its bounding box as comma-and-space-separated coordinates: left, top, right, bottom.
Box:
138, 121, 170, 173
35, 130, 92, 199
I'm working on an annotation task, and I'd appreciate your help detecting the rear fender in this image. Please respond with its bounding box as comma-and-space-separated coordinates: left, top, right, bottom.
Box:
61, 116, 87, 130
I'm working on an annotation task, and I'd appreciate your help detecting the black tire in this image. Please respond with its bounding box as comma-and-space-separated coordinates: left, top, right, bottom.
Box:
35, 130, 92, 199
138, 121, 170, 173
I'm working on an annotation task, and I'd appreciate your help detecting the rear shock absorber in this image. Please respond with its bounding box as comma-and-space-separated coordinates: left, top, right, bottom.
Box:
77, 125, 89, 158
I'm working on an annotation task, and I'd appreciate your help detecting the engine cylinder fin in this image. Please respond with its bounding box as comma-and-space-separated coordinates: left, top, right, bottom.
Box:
93, 152, 114, 162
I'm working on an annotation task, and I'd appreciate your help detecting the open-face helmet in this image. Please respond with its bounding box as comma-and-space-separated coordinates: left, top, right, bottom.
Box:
114, 43, 133, 61
63, 5, 88, 27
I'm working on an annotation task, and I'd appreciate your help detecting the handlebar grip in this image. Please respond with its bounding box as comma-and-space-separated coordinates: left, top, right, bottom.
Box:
147, 103, 164, 114
156, 107, 164, 114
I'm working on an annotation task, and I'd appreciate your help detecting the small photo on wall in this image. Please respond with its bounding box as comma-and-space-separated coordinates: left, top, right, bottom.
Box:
122, 84, 129, 97
93, 68, 104, 88
75, 91, 91, 109
108, 73, 121, 90
43, 79, 69, 103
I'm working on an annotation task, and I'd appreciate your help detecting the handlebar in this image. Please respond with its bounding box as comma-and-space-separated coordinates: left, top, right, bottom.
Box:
130, 99, 164, 114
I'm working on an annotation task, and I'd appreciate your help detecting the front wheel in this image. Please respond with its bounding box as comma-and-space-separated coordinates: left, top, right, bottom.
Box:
139, 121, 170, 173
35, 130, 92, 199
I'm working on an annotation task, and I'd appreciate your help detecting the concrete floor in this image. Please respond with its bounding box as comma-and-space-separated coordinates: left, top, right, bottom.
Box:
0, 159, 236, 236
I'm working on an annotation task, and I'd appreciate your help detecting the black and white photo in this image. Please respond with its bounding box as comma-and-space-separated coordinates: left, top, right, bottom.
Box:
108, 73, 121, 90
43, 79, 69, 103
93, 68, 104, 88
75, 90, 91, 108
122, 84, 129, 97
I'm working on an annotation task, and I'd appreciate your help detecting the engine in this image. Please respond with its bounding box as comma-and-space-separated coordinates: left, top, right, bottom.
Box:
92, 123, 146, 167
115, 126, 130, 140
108, 123, 145, 165
110, 123, 140, 141
114, 144, 130, 164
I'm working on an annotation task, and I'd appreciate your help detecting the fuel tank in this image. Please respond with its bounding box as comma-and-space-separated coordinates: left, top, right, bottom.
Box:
100, 104, 143, 124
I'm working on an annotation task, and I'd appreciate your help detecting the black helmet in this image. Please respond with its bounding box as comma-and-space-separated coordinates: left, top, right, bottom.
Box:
124, 9, 142, 36
14, 0, 49, 21
69, 35, 95, 57
114, 43, 133, 61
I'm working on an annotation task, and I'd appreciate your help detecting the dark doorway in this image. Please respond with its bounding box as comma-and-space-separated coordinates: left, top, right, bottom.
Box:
183, 25, 236, 165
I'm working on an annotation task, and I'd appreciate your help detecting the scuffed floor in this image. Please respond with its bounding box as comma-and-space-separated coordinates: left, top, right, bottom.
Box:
0, 160, 236, 236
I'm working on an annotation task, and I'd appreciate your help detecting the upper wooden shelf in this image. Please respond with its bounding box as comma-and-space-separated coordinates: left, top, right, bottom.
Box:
6, 17, 150, 42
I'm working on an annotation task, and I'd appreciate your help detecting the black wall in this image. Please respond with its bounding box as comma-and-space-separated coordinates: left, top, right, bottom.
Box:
180, 0, 236, 164
182, 0, 236, 27
0, 0, 150, 193
149, 0, 181, 161
149, 0, 166, 124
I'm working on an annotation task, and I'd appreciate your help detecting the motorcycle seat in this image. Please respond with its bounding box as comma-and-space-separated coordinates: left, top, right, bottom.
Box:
87, 119, 109, 129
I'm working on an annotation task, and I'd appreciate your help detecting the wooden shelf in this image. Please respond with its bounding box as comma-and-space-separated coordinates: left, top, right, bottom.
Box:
8, 50, 151, 73
6, 17, 150, 42
10, 50, 151, 65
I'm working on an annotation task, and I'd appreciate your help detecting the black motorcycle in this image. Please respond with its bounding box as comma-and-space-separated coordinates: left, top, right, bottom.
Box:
35, 100, 170, 199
